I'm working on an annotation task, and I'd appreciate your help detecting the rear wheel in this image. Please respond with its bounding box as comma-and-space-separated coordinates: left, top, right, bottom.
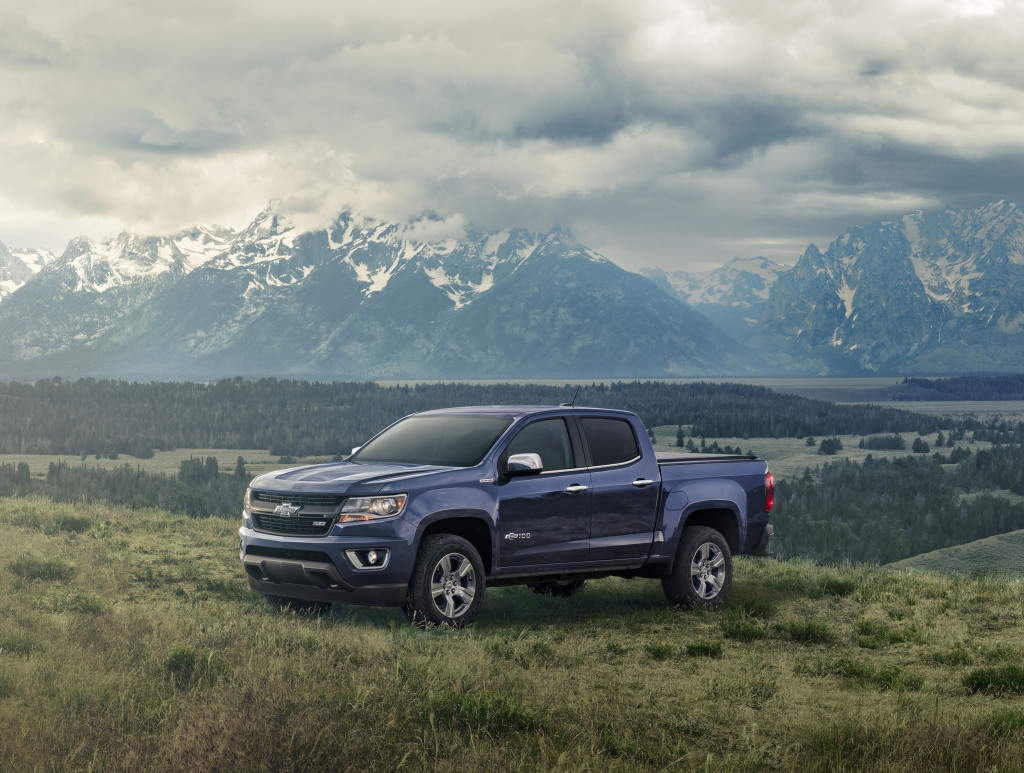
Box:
661, 526, 732, 609
264, 595, 331, 615
403, 534, 485, 628
528, 579, 587, 597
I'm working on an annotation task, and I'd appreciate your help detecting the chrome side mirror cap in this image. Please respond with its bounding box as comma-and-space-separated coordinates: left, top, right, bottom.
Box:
506, 453, 543, 476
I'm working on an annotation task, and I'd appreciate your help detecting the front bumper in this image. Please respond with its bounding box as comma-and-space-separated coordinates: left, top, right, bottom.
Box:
238, 521, 414, 608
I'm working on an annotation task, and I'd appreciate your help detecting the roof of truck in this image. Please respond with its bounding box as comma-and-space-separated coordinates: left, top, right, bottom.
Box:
414, 405, 635, 418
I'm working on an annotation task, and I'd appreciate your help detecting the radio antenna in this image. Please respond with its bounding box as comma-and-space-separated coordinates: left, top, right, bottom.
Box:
560, 385, 581, 407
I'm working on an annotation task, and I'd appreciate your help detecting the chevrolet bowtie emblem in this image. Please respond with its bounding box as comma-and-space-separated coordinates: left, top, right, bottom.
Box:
273, 503, 302, 516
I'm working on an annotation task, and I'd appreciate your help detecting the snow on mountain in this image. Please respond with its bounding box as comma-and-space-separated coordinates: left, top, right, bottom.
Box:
642, 257, 792, 340
0, 241, 54, 304
13, 197, 1024, 379
201, 205, 574, 313
761, 200, 1024, 373
172, 224, 239, 271
0, 204, 756, 379
26, 221, 240, 299
644, 257, 791, 309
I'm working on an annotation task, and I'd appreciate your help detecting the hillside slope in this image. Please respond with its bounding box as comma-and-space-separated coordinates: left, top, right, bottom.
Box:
888, 527, 1024, 575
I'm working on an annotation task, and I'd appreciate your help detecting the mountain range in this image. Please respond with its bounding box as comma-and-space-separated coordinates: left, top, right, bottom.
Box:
0, 206, 751, 379
3, 199, 1024, 379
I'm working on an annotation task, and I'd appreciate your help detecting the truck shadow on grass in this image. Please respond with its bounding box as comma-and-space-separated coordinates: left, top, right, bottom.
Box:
313, 579, 704, 631
271, 561, 867, 631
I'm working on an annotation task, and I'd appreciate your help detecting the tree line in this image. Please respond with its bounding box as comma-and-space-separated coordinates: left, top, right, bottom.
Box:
0, 456, 249, 519
898, 374, 1024, 401
772, 447, 1024, 564
0, 377, 966, 459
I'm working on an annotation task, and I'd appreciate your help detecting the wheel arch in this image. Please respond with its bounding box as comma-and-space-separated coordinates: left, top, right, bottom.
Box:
680, 506, 741, 556
418, 512, 494, 574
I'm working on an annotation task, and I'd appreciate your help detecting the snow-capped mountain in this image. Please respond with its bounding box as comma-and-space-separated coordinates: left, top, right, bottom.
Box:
9, 199, 1024, 380
642, 258, 792, 340
761, 200, 1024, 373
0, 241, 54, 303
0, 204, 757, 379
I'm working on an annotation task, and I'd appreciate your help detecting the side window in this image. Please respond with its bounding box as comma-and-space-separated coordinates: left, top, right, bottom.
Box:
581, 417, 640, 467
504, 418, 575, 472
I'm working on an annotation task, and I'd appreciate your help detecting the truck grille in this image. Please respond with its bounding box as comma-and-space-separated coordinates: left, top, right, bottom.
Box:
249, 490, 344, 537
252, 512, 337, 537
251, 491, 344, 508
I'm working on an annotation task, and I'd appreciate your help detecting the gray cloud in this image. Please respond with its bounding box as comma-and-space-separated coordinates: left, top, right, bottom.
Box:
0, 0, 1022, 269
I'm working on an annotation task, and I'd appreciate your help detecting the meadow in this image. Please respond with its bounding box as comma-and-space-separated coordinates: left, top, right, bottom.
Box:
889, 529, 1024, 576
3, 497, 1024, 772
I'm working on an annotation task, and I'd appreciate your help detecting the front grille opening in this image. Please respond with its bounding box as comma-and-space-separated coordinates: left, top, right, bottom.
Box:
252, 513, 337, 537
246, 546, 333, 563
252, 491, 344, 508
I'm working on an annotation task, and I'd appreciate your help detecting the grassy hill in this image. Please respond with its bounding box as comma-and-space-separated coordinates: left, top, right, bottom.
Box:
888, 528, 1024, 576
2, 496, 1024, 771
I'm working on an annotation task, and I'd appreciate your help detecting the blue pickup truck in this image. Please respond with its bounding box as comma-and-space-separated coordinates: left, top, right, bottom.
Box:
239, 405, 774, 627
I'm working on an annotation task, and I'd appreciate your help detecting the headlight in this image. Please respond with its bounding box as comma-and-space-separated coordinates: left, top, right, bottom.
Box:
339, 494, 408, 522
243, 487, 252, 518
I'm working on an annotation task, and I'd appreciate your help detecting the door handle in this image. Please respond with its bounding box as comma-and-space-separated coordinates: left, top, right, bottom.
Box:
565, 484, 589, 494
632, 478, 655, 487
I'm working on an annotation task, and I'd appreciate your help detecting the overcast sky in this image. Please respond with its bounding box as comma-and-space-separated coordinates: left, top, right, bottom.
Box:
1, 0, 1021, 271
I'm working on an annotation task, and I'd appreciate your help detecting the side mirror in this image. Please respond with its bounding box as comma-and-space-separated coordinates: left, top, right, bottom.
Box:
505, 453, 543, 476
351, 446, 361, 456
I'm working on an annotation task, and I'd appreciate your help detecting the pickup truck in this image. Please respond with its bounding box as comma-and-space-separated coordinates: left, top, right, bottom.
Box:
239, 405, 774, 627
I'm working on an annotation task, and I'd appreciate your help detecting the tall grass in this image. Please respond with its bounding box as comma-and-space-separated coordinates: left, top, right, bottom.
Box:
1, 495, 1024, 771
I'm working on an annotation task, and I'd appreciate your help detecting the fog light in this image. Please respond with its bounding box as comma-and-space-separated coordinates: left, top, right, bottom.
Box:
345, 548, 390, 570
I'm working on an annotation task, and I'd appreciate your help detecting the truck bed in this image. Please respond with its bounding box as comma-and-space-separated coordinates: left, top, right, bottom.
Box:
656, 451, 758, 465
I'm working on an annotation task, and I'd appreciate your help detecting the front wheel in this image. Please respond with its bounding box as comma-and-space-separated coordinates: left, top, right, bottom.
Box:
661, 526, 732, 609
404, 534, 485, 628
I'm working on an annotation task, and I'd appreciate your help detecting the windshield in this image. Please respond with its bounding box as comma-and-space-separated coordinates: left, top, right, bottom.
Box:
351, 415, 513, 467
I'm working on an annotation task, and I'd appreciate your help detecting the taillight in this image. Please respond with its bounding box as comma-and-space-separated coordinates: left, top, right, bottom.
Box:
765, 472, 774, 513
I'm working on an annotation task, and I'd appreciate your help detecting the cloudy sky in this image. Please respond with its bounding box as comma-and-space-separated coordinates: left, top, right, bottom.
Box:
1, 0, 1021, 271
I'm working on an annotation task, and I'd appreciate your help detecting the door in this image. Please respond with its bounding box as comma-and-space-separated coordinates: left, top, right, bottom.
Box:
495, 417, 592, 568
579, 415, 660, 561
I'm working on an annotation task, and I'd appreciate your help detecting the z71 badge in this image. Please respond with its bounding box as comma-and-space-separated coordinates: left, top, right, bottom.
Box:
504, 532, 531, 540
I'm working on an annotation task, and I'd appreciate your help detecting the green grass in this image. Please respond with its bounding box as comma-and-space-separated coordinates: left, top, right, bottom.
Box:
776, 617, 837, 644
888, 528, 1024, 576
2, 495, 1024, 771
964, 665, 1024, 695
7, 554, 75, 581
685, 639, 723, 658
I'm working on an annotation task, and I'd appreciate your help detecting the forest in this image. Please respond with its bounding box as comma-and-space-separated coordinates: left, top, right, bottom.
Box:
772, 445, 1024, 564
898, 374, 1024, 400
0, 377, 960, 458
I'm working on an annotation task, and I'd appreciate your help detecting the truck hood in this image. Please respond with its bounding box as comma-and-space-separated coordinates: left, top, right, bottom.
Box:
249, 461, 458, 494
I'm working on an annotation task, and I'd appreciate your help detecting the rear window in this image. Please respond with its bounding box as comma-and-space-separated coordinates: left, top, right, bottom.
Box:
581, 417, 640, 467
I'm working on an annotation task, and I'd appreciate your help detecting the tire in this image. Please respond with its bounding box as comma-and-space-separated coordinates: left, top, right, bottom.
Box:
403, 534, 485, 628
264, 595, 332, 615
528, 579, 587, 597
661, 526, 732, 610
